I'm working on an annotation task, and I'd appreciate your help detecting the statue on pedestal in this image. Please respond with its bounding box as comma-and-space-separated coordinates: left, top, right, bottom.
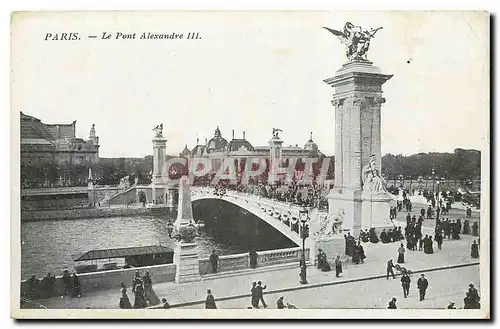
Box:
153, 123, 164, 137
323, 22, 383, 61
272, 128, 283, 138
362, 155, 388, 195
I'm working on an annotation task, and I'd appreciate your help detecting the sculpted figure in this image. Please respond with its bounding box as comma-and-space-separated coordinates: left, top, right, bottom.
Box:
272, 128, 283, 138
362, 155, 388, 195
323, 22, 383, 61
315, 209, 344, 239
153, 123, 163, 137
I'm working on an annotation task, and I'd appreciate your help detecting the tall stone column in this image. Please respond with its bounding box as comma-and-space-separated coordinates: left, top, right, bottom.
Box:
174, 176, 201, 283
152, 130, 167, 204
268, 133, 283, 184
325, 60, 393, 236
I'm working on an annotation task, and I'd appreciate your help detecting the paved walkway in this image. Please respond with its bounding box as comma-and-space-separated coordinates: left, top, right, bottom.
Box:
35, 231, 480, 309
203, 265, 480, 310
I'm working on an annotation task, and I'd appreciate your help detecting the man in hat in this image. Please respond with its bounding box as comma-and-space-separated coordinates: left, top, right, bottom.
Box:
387, 297, 397, 309
386, 259, 396, 279
401, 272, 411, 298
417, 274, 429, 301
256, 281, 267, 308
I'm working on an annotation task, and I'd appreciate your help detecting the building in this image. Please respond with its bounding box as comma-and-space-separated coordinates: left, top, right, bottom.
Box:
179, 127, 326, 183
20, 112, 100, 187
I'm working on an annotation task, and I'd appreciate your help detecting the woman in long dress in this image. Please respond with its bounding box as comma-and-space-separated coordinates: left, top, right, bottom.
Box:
133, 283, 148, 309
119, 282, 133, 309
397, 244, 405, 264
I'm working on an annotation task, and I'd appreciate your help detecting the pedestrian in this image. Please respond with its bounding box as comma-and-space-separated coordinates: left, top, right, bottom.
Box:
386, 259, 396, 279
401, 273, 411, 298
249, 250, 258, 269
119, 282, 132, 309
161, 298, 170, 309
256, 281, 267, 308
388, 297, 397, 309
468, 283, 480, 307
335, 255, 342, 278
61, 270, 72, 297
435, 232, 443, 250
277, 296, 285, 309
418, 237, 424, 251
132, 270, 142, 294
471, 240, 479, 258
250, 282, 258, 308
71, 272, 82, 298
210, 250, 219, 273
317, 248, 331, 271
205, 289, 217, 309
133, 283, 147, 309
143, 271, 152, 304
447, 301, 456, 309
417, 274, 429, 301
397, 243, 405, 264
357, 242, 366, 264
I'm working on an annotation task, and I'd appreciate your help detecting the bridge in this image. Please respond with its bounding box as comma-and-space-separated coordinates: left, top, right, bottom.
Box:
190, 187, 322, 247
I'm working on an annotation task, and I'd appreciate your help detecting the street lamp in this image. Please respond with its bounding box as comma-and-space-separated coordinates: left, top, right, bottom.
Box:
166, 221, 174, 238
298, 206, 310, 284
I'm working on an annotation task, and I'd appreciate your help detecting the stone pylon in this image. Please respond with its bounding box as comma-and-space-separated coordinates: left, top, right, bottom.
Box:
325, 60, 394, 237
175, 176, 194, 228
173, 176, 201, 283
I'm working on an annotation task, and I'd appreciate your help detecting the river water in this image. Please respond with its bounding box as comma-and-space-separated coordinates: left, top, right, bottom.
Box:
21, 200, 296, 279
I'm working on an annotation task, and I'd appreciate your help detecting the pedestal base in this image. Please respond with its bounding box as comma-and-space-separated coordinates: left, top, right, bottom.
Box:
174, 242, 201, 283
327, 189, 362, 237
361, 193, 396, 235
313, 236, 347, 267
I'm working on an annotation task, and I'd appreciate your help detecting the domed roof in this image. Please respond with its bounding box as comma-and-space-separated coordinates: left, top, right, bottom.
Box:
180, 145, 192, 157
304, 132, 318, 152
228, 139, 255, 152
206, 126, 228, 153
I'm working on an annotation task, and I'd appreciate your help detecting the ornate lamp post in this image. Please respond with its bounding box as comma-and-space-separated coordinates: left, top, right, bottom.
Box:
166, 221, 174, 238
431, 168, 436, 193
298, 206, 310, 284
398, 174, 404, 189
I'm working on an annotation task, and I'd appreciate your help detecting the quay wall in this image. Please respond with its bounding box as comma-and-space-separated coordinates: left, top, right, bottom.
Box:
21, 263, 177, 299
21, 247, 309, 300
21, 206, 153, 222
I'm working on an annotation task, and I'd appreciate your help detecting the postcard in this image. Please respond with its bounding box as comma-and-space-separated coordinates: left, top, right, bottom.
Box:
11, 10, 489, 319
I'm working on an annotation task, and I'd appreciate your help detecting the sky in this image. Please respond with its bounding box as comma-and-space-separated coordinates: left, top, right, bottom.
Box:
12, 11, 489, 158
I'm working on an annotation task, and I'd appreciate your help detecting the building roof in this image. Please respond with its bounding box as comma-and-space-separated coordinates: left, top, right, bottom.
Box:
20, 112, 56, 142
227, 139, 255, 152
180, 145, 192, 157
206, 127, 228, 153
72, 245, 173, 262
191, 144, 206, 156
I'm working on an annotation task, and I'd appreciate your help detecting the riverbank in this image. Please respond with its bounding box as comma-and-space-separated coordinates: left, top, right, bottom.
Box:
21, 205, 155, 222
28, 233, 481, 310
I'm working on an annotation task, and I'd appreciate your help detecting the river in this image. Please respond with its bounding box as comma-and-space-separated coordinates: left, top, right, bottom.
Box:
21, 199, 297, 279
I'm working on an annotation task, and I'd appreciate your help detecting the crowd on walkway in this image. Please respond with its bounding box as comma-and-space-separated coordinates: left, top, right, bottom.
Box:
119, 270, 161, 309
388, 280, 481, 310
23, 270, 82, 300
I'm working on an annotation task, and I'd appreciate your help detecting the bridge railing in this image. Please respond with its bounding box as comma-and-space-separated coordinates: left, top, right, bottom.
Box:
198, 246, 310, 276
191, 187, 307, 239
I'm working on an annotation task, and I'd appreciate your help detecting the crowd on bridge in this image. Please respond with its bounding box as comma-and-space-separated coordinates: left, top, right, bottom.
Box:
209, 181, 331, 211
